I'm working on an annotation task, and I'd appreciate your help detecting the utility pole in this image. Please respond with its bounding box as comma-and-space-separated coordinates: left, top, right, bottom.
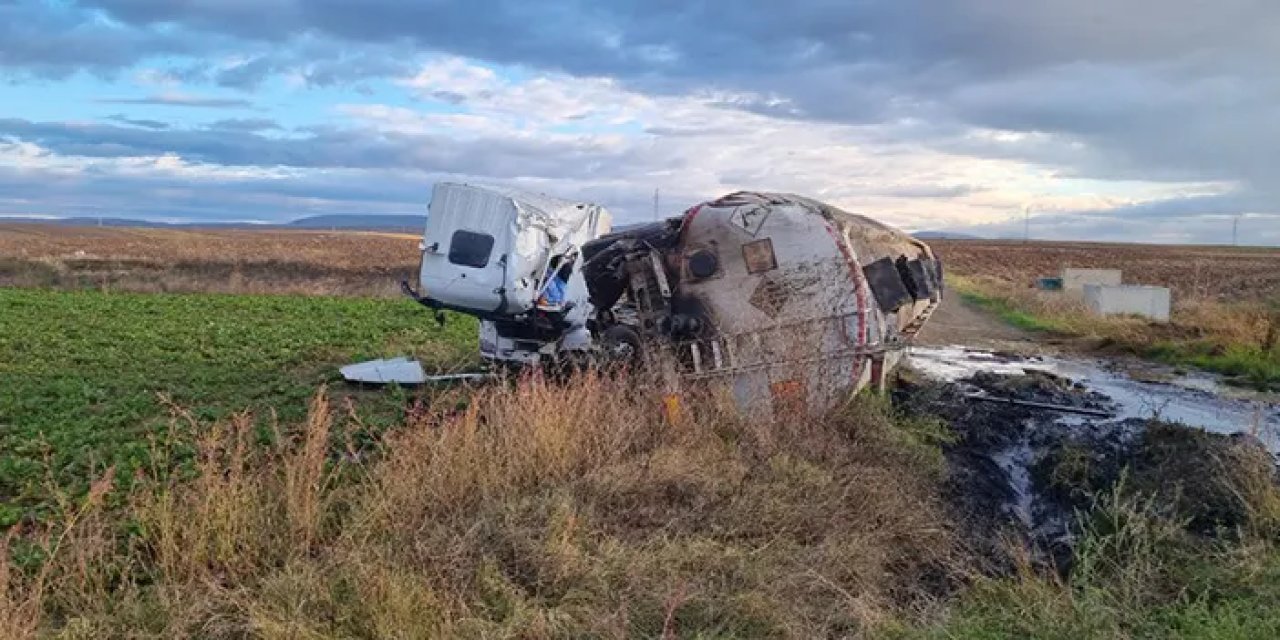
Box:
1233, 214, 1241, 246
653, 188, 660, 222
1023, 206, 1030, 243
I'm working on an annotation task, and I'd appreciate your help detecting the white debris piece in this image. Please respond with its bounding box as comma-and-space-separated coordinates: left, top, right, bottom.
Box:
340, 357, 427, 384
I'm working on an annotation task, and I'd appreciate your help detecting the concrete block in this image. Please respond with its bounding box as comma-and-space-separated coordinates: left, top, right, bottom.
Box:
1062, 268, 1122, 292
1084, 285, 1171, 322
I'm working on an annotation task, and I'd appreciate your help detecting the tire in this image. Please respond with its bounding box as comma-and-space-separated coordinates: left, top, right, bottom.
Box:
600, 325, 643, 366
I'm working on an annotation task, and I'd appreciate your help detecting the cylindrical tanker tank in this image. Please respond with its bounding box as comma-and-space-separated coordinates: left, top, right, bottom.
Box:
649, 192, 941, 415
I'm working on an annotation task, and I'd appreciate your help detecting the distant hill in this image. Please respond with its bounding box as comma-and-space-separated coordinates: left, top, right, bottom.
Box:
0, 216, 232, 229
288, 214, 424, 231
914, 230, 983, 240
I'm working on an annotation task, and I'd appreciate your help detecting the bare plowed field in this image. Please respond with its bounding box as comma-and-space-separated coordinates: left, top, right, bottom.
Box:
4, 225, 1277, 302
0, 224, 420, 295
929, 239, 1280, 302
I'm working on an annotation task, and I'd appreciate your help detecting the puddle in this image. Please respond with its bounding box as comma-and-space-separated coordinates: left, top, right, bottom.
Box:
908, 345, 1280, 452
991, 434, 1035, 530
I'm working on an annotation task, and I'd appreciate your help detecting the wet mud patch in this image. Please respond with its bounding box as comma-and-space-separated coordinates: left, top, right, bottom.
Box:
894, 348, 1279, 575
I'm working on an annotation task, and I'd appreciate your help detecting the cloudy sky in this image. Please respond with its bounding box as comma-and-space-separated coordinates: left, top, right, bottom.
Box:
1, 0, 1277, 244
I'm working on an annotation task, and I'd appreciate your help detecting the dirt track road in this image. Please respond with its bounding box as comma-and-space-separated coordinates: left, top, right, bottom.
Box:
915, 294, 1043, 353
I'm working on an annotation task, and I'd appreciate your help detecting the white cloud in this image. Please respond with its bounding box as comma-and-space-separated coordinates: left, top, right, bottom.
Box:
0, 139, 287, 183
399, 57, 646, 127
357, 56, 1233, 231
133, 68, 182, 88
4, 36, 1268, 242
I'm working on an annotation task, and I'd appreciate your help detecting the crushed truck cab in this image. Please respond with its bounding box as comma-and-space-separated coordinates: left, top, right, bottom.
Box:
402, 182, 611, 365
413, 182, 610, 319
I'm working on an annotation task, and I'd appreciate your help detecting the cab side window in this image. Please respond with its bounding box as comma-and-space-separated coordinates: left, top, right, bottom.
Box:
448, 230, 495, 268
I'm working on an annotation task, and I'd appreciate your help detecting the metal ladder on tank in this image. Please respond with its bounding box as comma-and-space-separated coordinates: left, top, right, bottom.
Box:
675, 311, 895, 381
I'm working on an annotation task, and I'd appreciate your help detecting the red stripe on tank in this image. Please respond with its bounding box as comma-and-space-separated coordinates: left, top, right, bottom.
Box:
823, 222, 869, 380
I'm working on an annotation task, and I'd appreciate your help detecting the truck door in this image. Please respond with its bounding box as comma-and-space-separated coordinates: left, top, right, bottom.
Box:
419, 185, 514, 314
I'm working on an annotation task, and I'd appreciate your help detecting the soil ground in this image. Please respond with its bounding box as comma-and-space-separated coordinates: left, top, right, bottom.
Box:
927, 238, 1280, 302
916, 292, 1042, 352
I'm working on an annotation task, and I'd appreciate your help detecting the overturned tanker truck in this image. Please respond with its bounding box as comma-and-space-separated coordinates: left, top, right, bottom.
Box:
343, 183, 943, 415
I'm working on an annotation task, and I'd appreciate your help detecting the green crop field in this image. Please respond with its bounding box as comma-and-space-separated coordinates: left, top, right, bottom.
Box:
0, 288, 476, 526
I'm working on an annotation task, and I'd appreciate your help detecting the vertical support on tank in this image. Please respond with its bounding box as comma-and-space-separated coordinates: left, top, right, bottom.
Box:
869, 353, 888, 393
657, 346, 686, 426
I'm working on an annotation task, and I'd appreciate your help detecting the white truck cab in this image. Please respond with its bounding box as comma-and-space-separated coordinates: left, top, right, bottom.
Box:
407, 182, 612, 365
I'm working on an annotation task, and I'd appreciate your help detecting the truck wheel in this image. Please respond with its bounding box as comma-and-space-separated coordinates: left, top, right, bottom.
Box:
601, 325, 643, 366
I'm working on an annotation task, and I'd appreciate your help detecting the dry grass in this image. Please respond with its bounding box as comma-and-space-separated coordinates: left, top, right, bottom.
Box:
0, 374, 956, 638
